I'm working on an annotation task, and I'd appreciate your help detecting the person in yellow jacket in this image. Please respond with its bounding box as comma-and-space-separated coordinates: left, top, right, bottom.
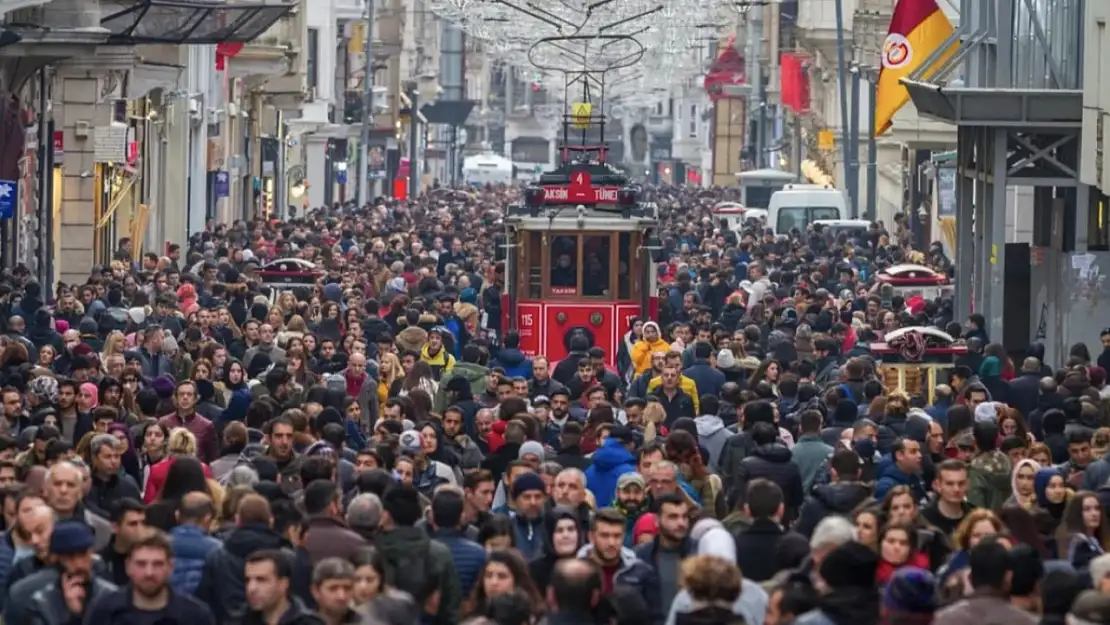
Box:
631, 321, 670, 375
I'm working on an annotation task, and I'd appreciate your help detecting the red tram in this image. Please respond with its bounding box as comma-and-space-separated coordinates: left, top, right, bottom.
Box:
501, 155, 659, 366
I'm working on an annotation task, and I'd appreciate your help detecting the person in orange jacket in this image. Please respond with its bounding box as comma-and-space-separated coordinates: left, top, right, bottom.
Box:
631, 321, 670, 376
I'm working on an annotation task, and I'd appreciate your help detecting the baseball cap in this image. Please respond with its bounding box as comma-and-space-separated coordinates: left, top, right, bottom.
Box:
617, 472, 646, 491
399, 430, 423, 453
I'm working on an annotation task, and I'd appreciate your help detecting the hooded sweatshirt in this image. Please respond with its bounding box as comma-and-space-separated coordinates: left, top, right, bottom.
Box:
694, 415, 731, 470
631, 322, 670, 375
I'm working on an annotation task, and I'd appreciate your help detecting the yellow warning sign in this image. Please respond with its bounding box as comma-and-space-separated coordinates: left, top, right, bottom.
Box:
817, 129, 834, 151
570, 102, 592, 129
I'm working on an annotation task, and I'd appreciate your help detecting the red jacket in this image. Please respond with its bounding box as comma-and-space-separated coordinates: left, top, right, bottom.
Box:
143, 456, 214, 504
488, 421, 508, 453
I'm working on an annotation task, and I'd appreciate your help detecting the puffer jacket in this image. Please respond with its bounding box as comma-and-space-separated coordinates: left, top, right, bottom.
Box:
576, 544, 662, 621
967, 450, 1013, 510
5, 567, 117, 625
794, 482, 873, 538
730, 443, 804, 522
491, 348, 533, 379
170, 523, 221, 595
585, 438, 637, 506
196, 523, 289, 623
434, 362, 489, 412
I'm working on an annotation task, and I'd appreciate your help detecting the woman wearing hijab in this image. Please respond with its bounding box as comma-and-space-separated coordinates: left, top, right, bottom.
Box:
528, 506, 587, 592
1035, 466, 1073, 552
978, 355, 1010, 405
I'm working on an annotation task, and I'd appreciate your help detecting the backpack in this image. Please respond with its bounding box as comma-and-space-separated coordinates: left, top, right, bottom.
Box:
386, 541, 432, 602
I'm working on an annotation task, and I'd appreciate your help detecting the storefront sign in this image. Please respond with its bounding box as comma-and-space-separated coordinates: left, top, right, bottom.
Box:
214, 170, 229, 198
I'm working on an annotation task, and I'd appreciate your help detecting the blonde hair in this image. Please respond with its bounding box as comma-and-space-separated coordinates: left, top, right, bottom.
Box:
380, 352, 404, 386
102, 331, 126, 359
285, 315, 308, 334
643, 402, 666, 444
168, 427, 198, 456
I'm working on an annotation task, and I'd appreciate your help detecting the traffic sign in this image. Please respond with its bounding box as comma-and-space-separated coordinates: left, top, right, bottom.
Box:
570, 102, 592, 129
0, 180, 16, 220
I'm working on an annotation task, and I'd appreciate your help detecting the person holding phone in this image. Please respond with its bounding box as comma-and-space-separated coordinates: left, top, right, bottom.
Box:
5, 519, 117, 624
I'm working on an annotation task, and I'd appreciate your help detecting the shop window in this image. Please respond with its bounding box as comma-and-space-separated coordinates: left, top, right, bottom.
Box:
307, 28, 319, 90
549, 235, 578, 294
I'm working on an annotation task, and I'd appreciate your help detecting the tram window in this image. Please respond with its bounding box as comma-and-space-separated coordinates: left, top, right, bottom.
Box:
582, 235, 611, 297
618, 232, 631, 300
527, 232, 542, 298
550, 235, 578, 294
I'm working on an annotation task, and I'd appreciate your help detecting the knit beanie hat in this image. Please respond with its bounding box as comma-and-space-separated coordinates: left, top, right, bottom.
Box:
632, 513, 658, 544
883, 567, 937, 614
518, 441, 545, 462
510, 472, 546, 499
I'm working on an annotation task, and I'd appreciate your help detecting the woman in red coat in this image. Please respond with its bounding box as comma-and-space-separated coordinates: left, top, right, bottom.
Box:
143, 427, 214, 503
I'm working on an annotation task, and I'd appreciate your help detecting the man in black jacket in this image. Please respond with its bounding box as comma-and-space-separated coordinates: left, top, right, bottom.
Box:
85, 529, 216, 624
734, 479, 811, 582
241, 549, 324, 625
196, 493, 290, 623
1009, 357, 1044, 420
795, 449, 872, 538
731, 421, 804, 522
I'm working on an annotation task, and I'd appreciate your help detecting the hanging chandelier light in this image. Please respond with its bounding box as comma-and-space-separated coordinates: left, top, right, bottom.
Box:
429, 0, 729, 59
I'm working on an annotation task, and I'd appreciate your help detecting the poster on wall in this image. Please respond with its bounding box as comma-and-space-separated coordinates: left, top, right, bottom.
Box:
937, 168, 956, 217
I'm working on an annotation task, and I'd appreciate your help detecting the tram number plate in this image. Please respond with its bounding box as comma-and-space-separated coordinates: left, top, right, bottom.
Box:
543, 186, 619, 204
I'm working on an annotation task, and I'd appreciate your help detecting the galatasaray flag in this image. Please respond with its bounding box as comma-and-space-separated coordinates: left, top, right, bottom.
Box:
874, 0, 956, 135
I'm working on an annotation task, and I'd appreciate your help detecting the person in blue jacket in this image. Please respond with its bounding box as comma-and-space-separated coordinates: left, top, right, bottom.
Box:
874, 437, 928, 502
585, 426, 638, 506
491, 332, 533, 379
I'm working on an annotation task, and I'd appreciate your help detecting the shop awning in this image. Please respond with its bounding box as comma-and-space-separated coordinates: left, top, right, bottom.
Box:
101, 0, 294, 45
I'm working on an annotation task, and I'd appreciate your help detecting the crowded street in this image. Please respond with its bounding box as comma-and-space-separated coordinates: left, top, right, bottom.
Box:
0, 179, 1103, 625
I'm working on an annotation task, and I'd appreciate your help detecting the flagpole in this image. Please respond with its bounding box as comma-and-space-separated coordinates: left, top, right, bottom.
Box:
849, 64, 860, 218
834, 0, 855, 216
866, 74, 878, 220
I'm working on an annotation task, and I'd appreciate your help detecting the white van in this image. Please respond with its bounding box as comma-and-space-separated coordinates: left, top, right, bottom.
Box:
768, 184, 847, 233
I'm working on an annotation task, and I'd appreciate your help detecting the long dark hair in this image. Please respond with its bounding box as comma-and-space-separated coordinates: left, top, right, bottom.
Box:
464, 550, 544, 618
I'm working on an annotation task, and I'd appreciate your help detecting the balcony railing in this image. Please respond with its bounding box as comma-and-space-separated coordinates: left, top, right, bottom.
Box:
796, 0, 857, 34
333, 0, 363, 20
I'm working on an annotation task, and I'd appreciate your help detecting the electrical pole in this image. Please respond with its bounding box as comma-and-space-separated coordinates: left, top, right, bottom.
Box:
408, 82, 419, 198
753, 5, 765, 168
356, 4, 376, 207
834, 0, 855, 216
745, 10, 760, 167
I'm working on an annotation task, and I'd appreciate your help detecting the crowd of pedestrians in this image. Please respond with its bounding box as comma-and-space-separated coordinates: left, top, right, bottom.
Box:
0, 185, 1105, 625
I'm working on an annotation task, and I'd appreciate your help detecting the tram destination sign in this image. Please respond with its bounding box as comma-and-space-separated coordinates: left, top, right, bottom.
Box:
542, 185, 620, 204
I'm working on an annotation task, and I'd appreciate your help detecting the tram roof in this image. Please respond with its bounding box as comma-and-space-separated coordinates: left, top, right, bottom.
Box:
505, 211, 657, 232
